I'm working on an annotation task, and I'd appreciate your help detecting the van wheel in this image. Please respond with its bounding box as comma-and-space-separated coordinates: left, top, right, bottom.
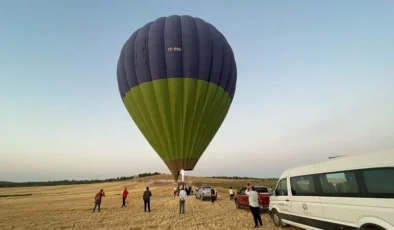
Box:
361, 225, 384, 230
272, 210, 285, 227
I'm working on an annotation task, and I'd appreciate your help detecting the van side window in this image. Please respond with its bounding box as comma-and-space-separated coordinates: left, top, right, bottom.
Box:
319, 171, 359, 195
363, 168, 394, 195
275, 178, 288, 196
290, 175, 315, 196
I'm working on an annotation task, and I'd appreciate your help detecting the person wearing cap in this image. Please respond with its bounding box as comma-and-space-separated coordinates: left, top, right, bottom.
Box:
245, 184, 263, 228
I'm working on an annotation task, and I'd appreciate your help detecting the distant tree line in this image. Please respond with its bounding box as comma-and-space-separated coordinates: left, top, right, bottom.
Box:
0, 172, 162, 188
207, 176, 279, 180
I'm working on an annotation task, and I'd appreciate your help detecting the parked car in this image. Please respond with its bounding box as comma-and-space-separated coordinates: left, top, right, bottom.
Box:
195, 184, 217, 201
235, 186, 271, 212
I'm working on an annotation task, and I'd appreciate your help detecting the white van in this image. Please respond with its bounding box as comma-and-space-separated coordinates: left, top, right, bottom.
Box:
269, 148, 394, 230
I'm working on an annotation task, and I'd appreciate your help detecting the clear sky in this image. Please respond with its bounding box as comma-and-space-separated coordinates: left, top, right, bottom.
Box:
1, 0, 393, 182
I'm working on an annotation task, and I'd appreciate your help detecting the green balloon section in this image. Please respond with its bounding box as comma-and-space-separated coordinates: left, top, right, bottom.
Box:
124, 79, 232, 181
117, 15, 237, 181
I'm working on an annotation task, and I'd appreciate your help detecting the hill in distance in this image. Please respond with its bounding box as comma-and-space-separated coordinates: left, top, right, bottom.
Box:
0, 173, 279, 189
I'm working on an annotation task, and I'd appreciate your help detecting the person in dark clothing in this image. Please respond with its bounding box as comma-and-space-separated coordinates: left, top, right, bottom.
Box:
143, 186, 152, 212
93, 189, 105, 213
121, 187, 129, 207
211, 188, 217, 203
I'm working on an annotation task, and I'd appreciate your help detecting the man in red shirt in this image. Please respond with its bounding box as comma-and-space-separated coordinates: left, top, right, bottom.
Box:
93, 189, 105, 213
122, 187, 129, 207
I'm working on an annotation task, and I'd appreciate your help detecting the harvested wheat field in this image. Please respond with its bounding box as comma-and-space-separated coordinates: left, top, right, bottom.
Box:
0, 175, 300, 230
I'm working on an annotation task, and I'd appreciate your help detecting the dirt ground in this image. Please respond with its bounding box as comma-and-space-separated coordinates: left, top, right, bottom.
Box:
0, 176, 300, 230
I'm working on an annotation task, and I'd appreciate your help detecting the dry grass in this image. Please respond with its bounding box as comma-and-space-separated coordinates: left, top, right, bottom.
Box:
0, 175, 300, 230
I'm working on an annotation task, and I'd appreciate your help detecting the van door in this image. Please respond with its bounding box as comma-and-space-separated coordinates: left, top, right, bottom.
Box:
289, 175, 324, 228
273, 178, 291, 221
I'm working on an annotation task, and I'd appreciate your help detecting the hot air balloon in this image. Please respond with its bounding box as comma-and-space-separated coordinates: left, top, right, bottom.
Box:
116, 15, 237, 182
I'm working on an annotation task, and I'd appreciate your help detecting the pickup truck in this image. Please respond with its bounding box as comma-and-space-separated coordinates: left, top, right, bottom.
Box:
234, 186, 271, 212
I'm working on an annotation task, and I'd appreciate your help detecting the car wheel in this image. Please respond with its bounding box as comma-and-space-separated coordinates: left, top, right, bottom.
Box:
236, 200, 240, 209
272, 209, 285, 227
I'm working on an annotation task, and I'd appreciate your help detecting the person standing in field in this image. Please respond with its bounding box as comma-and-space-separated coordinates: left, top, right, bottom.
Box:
229, 186, 234, 200
121, 187, 129, 207
179, 187, 187, 215
245, 185, 263, 228
211, 188, 217, 203
173, 186, 177, 199
143, 186, 152, 212
93, 189, 105, 213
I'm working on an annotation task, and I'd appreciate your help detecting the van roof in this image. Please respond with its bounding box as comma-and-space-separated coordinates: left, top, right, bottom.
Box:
280, 148, 394, 178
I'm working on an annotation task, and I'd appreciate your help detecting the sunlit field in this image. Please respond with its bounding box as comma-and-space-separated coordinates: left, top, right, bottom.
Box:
0, 175, 300, 230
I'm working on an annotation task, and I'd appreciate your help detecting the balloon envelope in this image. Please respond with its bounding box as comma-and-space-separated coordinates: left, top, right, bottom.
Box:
117, 15, 237, 181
